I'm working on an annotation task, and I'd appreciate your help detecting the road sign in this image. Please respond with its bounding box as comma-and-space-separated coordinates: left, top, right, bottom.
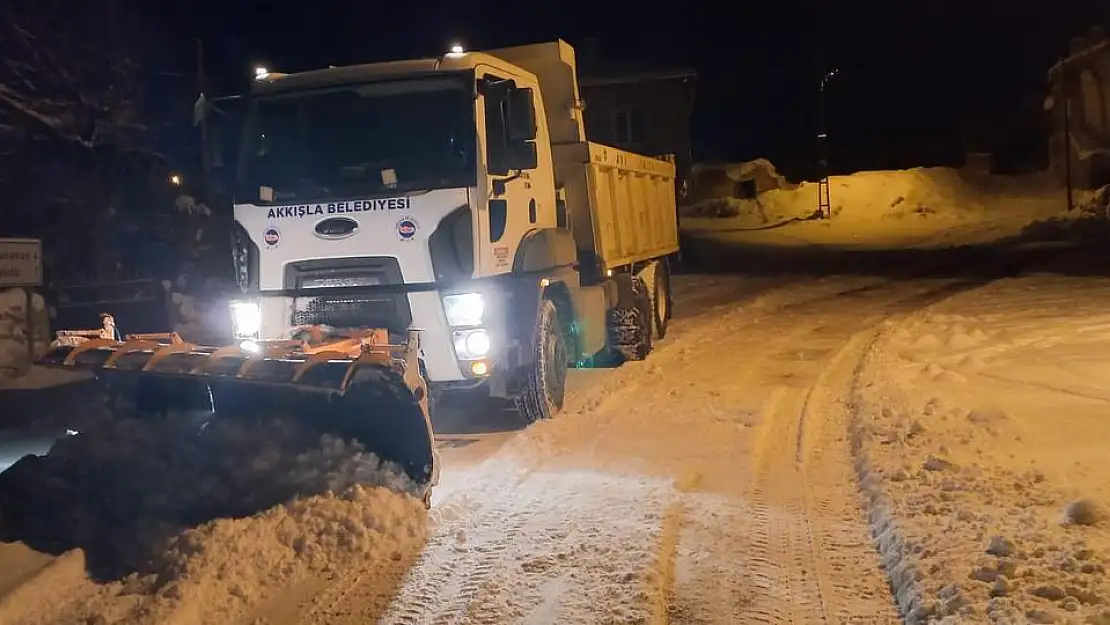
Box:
0, 238, 43, 287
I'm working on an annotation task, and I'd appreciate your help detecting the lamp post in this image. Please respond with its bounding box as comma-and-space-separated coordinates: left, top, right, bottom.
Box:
817, 68, 840, 219
1060, 57, 1074, 212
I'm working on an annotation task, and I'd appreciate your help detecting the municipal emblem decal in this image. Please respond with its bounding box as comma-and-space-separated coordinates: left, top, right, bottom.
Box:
397, 217, 418, 241
263, 226, 280, 247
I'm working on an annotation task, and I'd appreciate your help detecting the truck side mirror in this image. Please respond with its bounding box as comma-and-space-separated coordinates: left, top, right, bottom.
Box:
507, 88, 537, 142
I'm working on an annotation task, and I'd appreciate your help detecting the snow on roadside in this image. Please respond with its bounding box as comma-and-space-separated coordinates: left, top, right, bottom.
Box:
853, 276, 1110, 624
0, 365, 91, 391
681, 166, 1100, 250
0, 412, 428, 625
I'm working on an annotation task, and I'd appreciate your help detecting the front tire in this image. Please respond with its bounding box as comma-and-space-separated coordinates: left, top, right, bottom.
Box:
516, 298, 568, 423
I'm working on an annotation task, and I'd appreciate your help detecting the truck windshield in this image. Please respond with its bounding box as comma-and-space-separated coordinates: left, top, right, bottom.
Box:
238, 75, 476, 202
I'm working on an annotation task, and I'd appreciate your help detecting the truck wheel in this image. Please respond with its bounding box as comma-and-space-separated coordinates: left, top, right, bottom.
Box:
652, 261, 672, 340
516, 298, 568, 423
609, 277, 653, 362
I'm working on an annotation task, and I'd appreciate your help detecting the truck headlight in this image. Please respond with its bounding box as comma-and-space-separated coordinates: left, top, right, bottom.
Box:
442, 293, 484, 327
230, 301, 262, 338
453, 329, 491, 359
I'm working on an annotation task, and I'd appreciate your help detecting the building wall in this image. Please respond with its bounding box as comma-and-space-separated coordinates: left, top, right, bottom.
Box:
579, 77, 696, 190
1048, 30, 1110, 189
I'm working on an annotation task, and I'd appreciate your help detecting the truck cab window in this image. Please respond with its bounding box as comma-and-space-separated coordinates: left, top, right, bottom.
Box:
481, 76, 538, 175
483, 76, 513, 175
239, 75, 477, 202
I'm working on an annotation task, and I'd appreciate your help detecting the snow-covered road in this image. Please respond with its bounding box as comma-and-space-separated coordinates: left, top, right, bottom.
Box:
6, 244, 1108, 624
280, 271, 1008, 625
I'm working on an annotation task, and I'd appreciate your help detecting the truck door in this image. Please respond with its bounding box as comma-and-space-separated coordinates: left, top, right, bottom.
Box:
476, 72, 541, 277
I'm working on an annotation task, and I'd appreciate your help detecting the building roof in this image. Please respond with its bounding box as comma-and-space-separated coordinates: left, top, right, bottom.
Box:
1047, 27, 1108, 80
577, 52, 697, 88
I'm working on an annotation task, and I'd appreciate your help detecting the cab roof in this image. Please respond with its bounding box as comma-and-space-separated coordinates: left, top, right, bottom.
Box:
251, 52, 536, 96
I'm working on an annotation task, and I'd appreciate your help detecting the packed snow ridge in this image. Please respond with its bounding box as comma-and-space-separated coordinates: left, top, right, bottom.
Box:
0, 411, 428, 625
853, 279, 1110, 624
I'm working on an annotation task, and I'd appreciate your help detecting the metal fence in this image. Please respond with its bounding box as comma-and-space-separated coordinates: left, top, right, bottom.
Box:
45, 278, 172, 337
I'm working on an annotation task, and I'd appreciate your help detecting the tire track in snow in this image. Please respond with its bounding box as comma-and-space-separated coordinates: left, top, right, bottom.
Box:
388, 277, 978, 625
381, 469, 676, 624
370, 277, 824, 624
380, 467, 551, 624
648, 470, 703, 625
751, 386, 833, 625
665, 281, 964, 624
793, 328, 902, 624
291, 460, 540, 624
457, 473, 676, 624
779, 276, 1013, 624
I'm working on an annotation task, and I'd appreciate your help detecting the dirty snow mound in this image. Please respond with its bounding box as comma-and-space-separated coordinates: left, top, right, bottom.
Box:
0, 412, 428, 625
137, 485, 425, 625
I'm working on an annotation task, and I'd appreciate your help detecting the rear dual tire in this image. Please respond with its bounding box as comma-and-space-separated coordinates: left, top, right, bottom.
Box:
612, 278, 653, 361
649, 260, 672, 341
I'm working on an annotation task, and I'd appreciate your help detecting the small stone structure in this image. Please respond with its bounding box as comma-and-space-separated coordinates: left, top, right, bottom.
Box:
0, 288, 51, 376
687, 159, 797, 204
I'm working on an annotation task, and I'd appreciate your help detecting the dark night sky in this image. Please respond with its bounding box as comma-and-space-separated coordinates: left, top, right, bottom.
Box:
157, 0, 1109, 178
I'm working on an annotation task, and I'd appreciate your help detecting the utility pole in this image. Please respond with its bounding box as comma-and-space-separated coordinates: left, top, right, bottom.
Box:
817, 68, 839, 219
196, 38, 210, 198
1060, 57, 1074, 212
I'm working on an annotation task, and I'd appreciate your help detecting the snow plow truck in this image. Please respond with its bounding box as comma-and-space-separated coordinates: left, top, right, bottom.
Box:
35, 40, 680, 505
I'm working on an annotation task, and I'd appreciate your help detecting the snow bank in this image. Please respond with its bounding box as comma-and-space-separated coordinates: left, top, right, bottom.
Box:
853, 277, 1110, 623
681, 165, 1090, 249
0, 412, 428, 625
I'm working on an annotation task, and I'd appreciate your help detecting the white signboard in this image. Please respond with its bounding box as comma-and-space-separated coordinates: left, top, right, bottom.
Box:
0, 238, 43, 287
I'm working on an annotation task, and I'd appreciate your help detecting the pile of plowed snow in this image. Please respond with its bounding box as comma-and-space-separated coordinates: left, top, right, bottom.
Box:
681, 164, 1099, 249
0, 412, 428, 625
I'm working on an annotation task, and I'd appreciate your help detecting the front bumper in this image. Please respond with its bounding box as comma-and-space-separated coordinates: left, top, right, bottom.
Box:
233, 287, 507, 384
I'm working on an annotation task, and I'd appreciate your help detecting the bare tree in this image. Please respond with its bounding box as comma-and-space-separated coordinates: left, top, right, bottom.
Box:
0, 0, 152, 150
0, 0, 176, 282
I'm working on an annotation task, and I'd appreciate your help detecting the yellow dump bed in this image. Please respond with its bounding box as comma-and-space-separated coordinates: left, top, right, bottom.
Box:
581, 143, 678, 269
552, 141, 678, 272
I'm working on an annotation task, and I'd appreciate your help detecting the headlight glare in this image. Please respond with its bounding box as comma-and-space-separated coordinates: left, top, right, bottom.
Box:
230, 301, 262, 338
453, 329, 491, 360
442, 293, 485, 326
465, 330, 491, 357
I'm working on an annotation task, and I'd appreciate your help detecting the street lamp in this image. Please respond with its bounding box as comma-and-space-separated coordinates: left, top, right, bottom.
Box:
817, 68, 840, 219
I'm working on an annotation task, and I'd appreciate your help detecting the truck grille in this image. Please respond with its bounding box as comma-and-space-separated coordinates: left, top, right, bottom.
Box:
285, 257, 413, 333
292, 296, 399, 329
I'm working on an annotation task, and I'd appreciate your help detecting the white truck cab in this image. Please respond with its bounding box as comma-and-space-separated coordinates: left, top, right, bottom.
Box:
223, 40, 679, 422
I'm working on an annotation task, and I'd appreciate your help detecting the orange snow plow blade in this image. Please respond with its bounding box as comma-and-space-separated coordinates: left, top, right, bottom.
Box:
36, 328, 437, 500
